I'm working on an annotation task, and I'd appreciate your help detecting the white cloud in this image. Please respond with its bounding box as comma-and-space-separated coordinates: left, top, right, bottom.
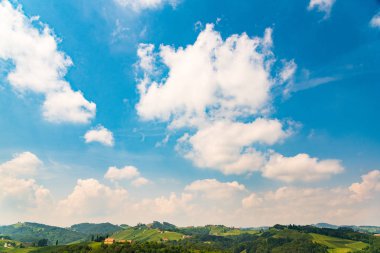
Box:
130, 173, 379, 226
136, 24, 296, 175
176, 119, 289, 175
285, 76, 338, 95
2, 170, 379, 226
104, 166, 140, 181
155, 134, 170, 147
84, 125, 115, 147
0, 151, 42, 177
114, 0, 178, 12
349, 170, 380, 201
308, 0, 335, 17
135, 192, 193, 216
279, 60, 297, 84
239, 186, 353, 225
0, 152, 52, 215
237, 179, 380, 226
137, 43, 156, 74
58, 178, 128, 219
370, 12, 380, 28
262, 153, 344, 182
136, 25, 276, 127
0, 1, 96, 123
131, 177, 150, 187
185, 179, 246, 200
242, 193, 263, 208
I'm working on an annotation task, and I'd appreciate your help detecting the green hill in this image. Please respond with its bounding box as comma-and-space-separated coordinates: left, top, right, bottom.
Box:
314, 223, 380, 234
0, 237, 36, 253
311, 233, 368, 253
112, 227, 184, 242
0, 222, 86, 245
70, 223, 123, 236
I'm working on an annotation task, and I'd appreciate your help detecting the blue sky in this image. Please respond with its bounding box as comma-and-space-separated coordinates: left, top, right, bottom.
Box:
0, 0, 379, 226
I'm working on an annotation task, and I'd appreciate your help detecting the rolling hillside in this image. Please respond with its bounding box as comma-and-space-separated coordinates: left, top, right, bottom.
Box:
70, 223, 123, 236
311, 233, 368, 253
314, 223, 380, 234
112, 227, 184, 242
1, 222, 379, 252
0, 222, 86, 245
207, 225, 258, 236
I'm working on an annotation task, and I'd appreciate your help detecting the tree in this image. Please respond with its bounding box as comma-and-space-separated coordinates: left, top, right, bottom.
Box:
37, 238, 48, 247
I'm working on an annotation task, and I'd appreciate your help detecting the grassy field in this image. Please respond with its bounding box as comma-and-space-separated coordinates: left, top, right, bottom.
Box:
0, 239, 34, 253
0, 248, 35, 253
207, 225, 258, 237
112, 228, 184, 242
310, 233, 368, 253
212, 229, 259, 236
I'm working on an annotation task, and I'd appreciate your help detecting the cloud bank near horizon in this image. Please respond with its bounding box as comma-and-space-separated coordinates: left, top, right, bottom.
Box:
0, 151, 378, 226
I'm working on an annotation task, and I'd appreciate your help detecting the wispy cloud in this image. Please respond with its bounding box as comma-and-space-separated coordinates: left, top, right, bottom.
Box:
370, 11, 380, 29
114, 0, 179, 12
308, 0, 336, 18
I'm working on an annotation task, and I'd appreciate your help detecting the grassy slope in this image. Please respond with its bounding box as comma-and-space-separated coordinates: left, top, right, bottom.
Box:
311, 233, 368, 253
112, 228, 184, 242
208, 225, 258, 236
0, 239, 35, 253
70, 223, 122, 235
0, 222, 86, 245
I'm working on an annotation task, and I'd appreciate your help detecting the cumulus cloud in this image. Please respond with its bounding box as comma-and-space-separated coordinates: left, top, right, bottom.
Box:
131, 177, 150, 187
185, 179, 246, 200
176, 119, 289, 174
0, 151, 42, 177
135, 193, 193, 216
114, 0, 178, 12
129, 174, 380, 226
2, 170, 379, 226
308, 0, 335, 17
104, 166, 140, 181
0, 1, 95, 123
0, 152, 51, 216
349, 170, 380, 201
104, 165, 151, 187
84, 125, 115, 147
58, 179, 128, 219
262, 153, 344, 182
370, 12, 380, 28
242, 193, 263, 208
136, 25, 276, 126
136, 24, 296, 175
239, 186, 353, 226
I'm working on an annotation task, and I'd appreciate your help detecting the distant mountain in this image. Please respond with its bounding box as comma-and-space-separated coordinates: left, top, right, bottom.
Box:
70, 222, 123, 235
0, 222, 86, 245
350, 225, 380, 234
314, 223, 339, 229
314, 223, 380, 234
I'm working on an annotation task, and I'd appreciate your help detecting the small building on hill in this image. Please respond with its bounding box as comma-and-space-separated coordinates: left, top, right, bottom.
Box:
104, 238, 115, 245
374, 234, 380, 237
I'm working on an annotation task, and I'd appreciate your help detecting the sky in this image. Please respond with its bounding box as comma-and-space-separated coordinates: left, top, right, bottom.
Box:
0, 0, 380, 227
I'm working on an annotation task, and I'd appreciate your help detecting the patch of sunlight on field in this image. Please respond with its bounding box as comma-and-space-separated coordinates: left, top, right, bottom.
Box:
112, 228, 183, 242
311, 233, 368, 253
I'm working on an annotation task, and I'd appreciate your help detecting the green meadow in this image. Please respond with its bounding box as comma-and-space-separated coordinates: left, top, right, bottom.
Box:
311, 233, 368, 253
112, 228, 184, 242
